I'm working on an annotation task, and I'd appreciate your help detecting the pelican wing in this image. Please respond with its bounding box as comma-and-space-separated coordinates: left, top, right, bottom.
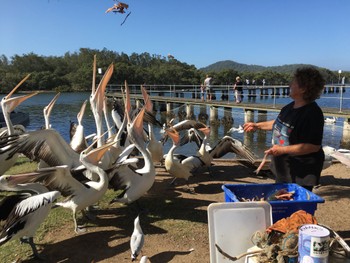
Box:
3, 129, 80, 168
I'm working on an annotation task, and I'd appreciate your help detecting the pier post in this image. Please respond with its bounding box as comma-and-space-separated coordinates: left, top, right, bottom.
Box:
244, 109, 255, 123
166, 102, 172, 115
223, 107, 233, 126
209, 106, 219, 124
186, 104, 194, 119
243, 109, 254, 147
341, 118, 350, 148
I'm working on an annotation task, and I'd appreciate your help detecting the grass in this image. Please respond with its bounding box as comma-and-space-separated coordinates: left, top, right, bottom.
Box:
0, 158, 211, 262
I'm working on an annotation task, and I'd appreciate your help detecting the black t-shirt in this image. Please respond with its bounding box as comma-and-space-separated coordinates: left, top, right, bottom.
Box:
270, 101, 325, 186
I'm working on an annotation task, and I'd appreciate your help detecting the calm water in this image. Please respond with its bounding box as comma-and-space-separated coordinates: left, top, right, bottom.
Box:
3, 91, 349, 158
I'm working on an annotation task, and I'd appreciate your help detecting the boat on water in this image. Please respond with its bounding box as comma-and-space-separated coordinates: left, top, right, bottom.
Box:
0, 111, 30, 128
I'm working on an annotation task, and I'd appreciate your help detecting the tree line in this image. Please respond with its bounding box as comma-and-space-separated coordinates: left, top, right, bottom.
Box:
0, 48, 347, 93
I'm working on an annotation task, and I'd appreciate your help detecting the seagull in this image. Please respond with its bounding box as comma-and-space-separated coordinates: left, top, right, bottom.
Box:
0, 173, 60, 259
140, 256, 148, 263
130, 214, 144, 261
228, 124, 244, 134
324, 116, 337, 124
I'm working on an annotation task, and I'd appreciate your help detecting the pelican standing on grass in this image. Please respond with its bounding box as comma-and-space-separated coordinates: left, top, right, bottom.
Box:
8, 141, 115, 233
0, 74, 38, 175
0, 174, 60, 259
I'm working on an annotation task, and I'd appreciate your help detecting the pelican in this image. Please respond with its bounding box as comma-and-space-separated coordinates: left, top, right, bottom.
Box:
164, 128, 202, 188
0, 174, 60, 258
90, 56, 114, 148
10, 141, 115, 233
0, 75, 38, 175
130, 214, 144, 261
209, 136, 258, 163
323, 145, 350, 168
109, 86, 155, 204
70, 100, 89, 153
141, 85, 164, 164
43, 92, 60, 129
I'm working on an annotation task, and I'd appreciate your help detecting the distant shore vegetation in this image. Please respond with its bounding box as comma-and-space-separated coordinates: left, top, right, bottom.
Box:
0, 48, 347, 93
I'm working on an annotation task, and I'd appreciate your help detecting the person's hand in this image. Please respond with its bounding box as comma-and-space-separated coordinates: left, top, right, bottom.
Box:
243, 122, 257, 132
265, 145, 285, 156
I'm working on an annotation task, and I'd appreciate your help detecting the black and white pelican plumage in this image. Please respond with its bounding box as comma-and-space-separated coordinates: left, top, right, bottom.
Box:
11, 141, 114, 233
70, 100, 89, 153
130, 214, 144, 261
109, 86, 156, 204
0, 174, 60, 258
43, 92, 60, 129
209, 135, 257, 163
141, 86, 164, 164
0, 75, 38, 175
164, 128, 201, 187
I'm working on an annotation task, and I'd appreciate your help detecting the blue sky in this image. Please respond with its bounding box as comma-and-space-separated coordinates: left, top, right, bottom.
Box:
1, 0, 350, 71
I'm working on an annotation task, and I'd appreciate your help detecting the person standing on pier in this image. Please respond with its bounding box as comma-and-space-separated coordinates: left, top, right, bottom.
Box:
243, 67, 325, 192
233, 76, 243, 103
204, 75, 212, 101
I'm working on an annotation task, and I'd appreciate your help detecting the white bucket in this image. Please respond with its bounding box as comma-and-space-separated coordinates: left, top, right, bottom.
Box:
298, 224, 330, 263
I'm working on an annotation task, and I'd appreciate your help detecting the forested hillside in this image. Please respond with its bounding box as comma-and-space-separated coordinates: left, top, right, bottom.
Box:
0, 48, 346, 93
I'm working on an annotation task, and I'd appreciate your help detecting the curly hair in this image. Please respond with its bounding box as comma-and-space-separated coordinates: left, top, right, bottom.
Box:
293, 67, 325, 102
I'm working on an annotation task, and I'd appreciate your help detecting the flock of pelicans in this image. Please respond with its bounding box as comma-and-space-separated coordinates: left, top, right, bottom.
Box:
0, 59, 260, 261
1, 58, 350, 261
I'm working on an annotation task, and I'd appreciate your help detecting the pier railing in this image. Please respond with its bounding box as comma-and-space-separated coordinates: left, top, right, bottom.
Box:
107, 84, 349, 113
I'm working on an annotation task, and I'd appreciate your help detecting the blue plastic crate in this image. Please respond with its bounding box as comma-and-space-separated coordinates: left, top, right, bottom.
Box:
222, 183, 325, 222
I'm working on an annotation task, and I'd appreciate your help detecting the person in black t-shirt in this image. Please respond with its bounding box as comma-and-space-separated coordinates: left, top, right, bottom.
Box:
243, 67, 325, 191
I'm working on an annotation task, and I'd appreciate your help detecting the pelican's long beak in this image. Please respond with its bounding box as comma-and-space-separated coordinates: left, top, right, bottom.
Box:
44, 92, 61, 117
198, 126, 211, 137
165, 128, 180, 145
5, 171, 47, 186
82, 140, 115, 165
92, 63, 114, 111
125, 80, 131, 122
133, 107, 145, 137
141, 85, 153, 112
3, 92, 39, 113
5, 74, 31, 99
77, 100, 87, 125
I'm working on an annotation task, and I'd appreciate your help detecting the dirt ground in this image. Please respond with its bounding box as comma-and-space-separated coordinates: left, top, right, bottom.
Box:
20, 161, 350, 263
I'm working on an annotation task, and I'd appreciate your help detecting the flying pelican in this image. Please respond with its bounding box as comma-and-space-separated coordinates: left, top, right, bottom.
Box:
0, 173, 60, 258
130, 214, 145, 261
109, 86, 156, 204
0, 75, 38, 175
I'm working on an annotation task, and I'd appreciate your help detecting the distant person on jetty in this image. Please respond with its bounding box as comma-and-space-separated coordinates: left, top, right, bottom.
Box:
233, 76, 243, 103
243, 67, 325, 192
203, 75, 212, 101
200, 84, 205, 101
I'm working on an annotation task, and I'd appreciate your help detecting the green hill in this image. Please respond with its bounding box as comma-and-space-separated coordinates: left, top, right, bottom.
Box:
200, 60, 320, 74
